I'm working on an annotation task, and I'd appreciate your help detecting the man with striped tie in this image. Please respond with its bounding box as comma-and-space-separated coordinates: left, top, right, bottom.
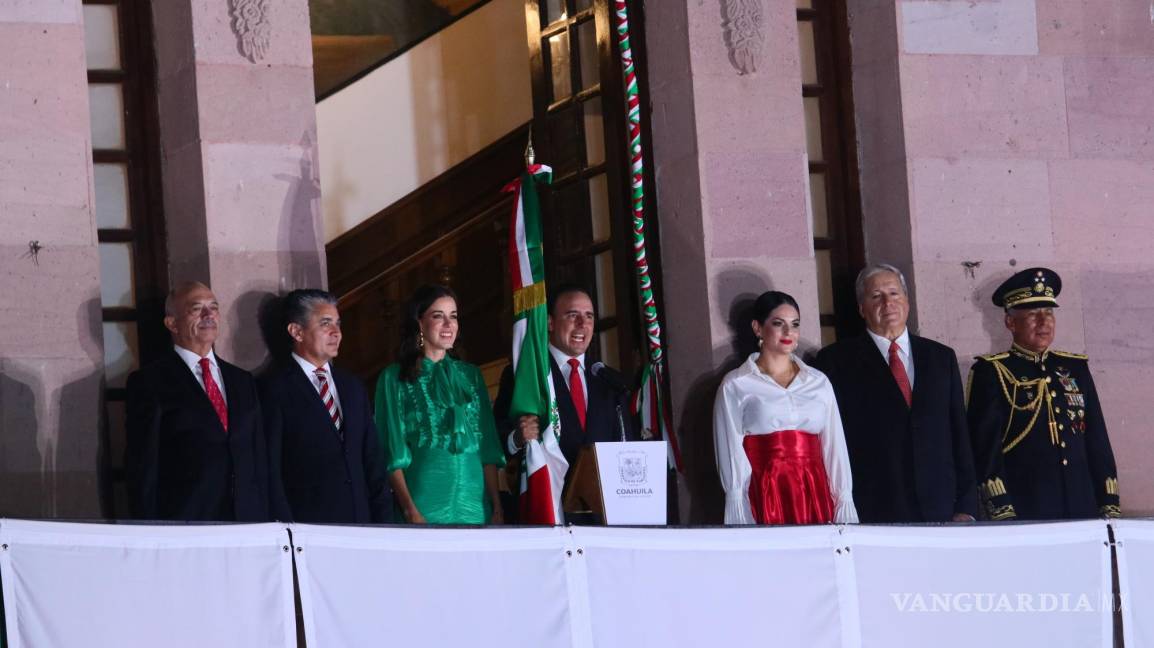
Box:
260, 289, 392, 523
125, 281, 271, 521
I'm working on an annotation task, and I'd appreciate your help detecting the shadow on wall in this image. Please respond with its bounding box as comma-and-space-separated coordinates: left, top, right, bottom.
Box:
974, 270, 1012, 356
230, 290, 289, 376
57, 365, 103, 518
59, 298, 105, 518
678, 265, 791, 524
256, 293, 293, 378
276, 130, 326, 289
320, 152, 354, 242
228, 129, 325, 373
0, 299, 103, 518
0, 363, 43, 517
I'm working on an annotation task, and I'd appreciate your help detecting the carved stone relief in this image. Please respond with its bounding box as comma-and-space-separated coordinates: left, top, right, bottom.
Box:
230, 0, 271, 63
721, 0, 765, 75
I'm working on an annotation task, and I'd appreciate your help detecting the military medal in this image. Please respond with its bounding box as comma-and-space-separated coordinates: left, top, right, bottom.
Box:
1056, 368, 1079, 393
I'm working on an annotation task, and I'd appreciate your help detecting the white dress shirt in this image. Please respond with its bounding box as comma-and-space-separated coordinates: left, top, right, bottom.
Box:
548, 344, 588, 405
867, 327, 915, 387
173, 345, 227, 405
713, 353, 858, 525
292, 352, 342, 417
507, 344, 590, 454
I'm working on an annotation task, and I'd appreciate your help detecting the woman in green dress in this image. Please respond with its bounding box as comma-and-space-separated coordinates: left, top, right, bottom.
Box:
374, 284, 505, 524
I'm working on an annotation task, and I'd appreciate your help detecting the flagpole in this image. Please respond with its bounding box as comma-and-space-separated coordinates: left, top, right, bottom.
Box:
504, 141, 567, 525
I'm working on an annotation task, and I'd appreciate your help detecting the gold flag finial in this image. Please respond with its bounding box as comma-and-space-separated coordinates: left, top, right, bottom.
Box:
524, 130, 535, 166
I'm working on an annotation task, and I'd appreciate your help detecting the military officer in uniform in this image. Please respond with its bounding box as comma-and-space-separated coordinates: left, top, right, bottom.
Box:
967, 267, 1120, 521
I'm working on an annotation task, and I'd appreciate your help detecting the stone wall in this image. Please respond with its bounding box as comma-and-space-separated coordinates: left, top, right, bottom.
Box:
0, 1, 103, 516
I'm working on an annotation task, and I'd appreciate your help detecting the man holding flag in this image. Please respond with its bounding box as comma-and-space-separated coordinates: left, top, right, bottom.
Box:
493, 160, 638, 524
495, 285, 638, 523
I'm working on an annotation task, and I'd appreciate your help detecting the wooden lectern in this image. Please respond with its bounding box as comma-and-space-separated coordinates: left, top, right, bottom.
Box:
562, 445, 603, 522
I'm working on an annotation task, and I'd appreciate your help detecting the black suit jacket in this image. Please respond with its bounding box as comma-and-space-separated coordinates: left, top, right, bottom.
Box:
125, 350, 270, 521
259, 361, 392, 524
494, 357, 637, 474
814, 334, 978, 522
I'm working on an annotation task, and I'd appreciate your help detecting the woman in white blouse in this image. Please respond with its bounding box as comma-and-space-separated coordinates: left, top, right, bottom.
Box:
713, 291, 858, 525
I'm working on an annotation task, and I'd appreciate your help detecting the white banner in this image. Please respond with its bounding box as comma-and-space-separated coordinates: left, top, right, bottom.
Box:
291, 524, 573, 648
1112, 519, 1154, 647
572, 525, 849, 648
0, 520, 295, 648
0, 521, 1122, 647
843, 521, 1112, 648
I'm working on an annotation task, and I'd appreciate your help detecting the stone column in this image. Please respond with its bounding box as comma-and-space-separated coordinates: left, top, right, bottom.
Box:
0, 1, 104, 516
645, 1, 819, 522
152, 0, 325, 369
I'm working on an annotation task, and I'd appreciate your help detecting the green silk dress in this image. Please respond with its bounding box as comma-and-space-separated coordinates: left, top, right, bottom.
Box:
374, 356, 505, 524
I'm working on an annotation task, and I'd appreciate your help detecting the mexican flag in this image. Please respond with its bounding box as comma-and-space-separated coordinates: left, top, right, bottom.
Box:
504, 165, 568, 525
632, 360, 683, 471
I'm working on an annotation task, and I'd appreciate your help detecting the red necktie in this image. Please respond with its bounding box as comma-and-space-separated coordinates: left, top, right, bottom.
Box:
888, 341, 912, 407
568, 358, 586, 430
199, 357, 229, 432
315, 367, 343, 436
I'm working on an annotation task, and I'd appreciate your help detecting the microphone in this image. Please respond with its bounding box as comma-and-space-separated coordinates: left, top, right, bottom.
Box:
591, 362, 630, 442
590, 361, 630, 394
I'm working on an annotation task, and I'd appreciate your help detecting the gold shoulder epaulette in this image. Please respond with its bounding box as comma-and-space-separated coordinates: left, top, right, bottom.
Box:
1051, 350, 1088, 360
975, 352, 1009, 362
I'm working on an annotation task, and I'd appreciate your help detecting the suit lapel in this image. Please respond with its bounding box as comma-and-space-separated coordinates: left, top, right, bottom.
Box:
219, 359, 239, 416
329, 366, 353, 436
910, 336, 931, 410
550, 357, 570, 399
164, 352, 224, 428
217, 358, 246, 436
856, 334, 910, 409
290, 364, 341, 437
855, 334, 892, 379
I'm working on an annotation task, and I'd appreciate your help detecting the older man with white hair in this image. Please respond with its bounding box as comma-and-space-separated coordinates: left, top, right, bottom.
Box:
814, 264, 977, 523
125, 281, 270, 521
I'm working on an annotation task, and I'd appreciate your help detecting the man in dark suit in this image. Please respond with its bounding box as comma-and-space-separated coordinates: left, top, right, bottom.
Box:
125, 281, 270, 521
814, 264, 977, 523
493, 285, 637, 518
259, 289, 392, 524
967, 268, 1120, 521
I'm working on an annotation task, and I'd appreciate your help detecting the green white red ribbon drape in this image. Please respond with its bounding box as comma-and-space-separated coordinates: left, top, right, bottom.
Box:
504, 165, 568, 524
614, 0, 682, 471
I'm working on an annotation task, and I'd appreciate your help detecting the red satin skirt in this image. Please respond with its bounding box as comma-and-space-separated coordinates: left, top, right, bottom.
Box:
743, 430, 834, 525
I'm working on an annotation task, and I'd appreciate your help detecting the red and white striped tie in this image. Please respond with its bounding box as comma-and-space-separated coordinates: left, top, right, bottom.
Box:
315, 367, 342, 434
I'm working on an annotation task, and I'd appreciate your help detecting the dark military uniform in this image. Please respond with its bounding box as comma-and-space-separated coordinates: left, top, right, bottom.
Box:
968, 344, 1120, 520
966, 267, 1120, 521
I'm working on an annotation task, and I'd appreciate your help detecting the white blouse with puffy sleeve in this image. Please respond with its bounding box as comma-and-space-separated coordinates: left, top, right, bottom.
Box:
713, 353, 858, 525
